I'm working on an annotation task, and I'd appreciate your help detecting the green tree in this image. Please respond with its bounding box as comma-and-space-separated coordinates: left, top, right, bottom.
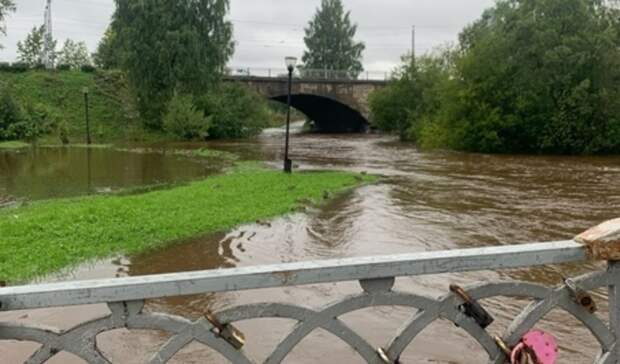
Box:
0, 0, 15, 49
163, 93, 210, 140
302, 0, 365, 78
93, 27, 121, 69
0, 89, 22, 140
58, 39, 92, 69
376, 0, 620, 155
16, 26, 57, 67
446, 0, 620, 154
111, 0, 234, 128
370, 53, 452, 140
196, 84, 270, 139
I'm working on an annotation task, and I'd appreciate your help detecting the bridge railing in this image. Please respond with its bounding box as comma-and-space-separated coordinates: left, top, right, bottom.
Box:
226, 67, 393, 81
1, 218, 620, 363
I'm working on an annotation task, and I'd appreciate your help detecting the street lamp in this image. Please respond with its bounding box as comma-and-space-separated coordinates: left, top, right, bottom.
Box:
82, 87, 91, 145
283, 56, 297, 173
283, 57, 297, 173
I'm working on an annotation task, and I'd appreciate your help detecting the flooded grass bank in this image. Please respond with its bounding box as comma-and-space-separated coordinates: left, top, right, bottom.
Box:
0, 141, 30, 150
0, 164, 375, 283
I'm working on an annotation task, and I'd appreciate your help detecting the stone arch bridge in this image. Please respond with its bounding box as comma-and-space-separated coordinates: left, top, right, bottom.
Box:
224, 75, 388, 133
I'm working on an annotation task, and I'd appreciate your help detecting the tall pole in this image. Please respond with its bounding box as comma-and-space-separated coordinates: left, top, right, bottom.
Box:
284, 66, 293, 173
83, 89, 91, 145
411, 25, 416, 65
43, 0, 53, 69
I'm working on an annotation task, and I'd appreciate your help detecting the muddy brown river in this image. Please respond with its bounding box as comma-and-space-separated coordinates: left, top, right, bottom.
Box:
1, 128, 620, 363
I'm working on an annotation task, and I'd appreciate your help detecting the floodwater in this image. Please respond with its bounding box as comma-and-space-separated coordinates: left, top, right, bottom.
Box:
0, 146, 222, 201
1, 127, 620, 363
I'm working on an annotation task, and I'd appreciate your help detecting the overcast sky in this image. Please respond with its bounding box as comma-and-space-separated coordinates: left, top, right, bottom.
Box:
1, 0, 494, 71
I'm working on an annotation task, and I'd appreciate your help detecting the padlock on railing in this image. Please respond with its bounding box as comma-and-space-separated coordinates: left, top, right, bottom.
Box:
450, 284, 494, 329
495, 330, 558, 364
376, 347, 401, 364
564, 278, 597, 313
205, 311, 246, 350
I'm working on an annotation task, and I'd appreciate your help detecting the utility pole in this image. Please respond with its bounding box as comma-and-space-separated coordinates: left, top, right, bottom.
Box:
42, 0, 53, 69
411, 25, 416, 65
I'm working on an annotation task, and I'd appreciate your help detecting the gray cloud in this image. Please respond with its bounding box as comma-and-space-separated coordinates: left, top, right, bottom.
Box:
1, 0, 494, 71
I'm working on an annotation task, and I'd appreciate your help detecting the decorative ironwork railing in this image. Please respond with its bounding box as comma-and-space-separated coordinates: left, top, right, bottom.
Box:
1, 218, 620, 363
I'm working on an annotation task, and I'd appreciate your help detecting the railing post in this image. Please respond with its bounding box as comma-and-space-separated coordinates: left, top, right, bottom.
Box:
576, 218, 620, 360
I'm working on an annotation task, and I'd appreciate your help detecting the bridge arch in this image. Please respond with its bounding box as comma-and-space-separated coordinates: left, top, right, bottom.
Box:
270, 93, 369, 133
223, 76, 387, 134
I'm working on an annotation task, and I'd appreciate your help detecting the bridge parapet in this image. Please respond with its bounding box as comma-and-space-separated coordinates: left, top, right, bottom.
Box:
2, 218, 620, 363
226, 67, 393, 81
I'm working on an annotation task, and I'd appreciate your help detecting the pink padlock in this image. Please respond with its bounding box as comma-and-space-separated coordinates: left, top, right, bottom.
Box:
510, 330, 558, 364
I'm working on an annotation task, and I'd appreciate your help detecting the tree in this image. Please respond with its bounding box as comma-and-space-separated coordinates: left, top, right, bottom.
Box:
163, 93, 210, 140
93, 27, 121, 69
370, 53, 452, 140
16, 26, 56, 67
111, 0, 234, 128
0, 0, 15, 49
445, 0, 620, 154
302, 0, 365, 78
195, 83, 270, 139
375, 0, 620, 155
58, 39, 92, 69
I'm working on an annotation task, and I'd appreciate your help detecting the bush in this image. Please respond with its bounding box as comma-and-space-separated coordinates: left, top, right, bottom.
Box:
80, 64, 96, 73
369, 78, 416, 137
0, 91, 24, 140
17, 104, 57, 142
195, 84, 271, 139
162, 93, 210, 140
57, 64, 71, 71
0, 62, 11, 72
8, 62, 29, 73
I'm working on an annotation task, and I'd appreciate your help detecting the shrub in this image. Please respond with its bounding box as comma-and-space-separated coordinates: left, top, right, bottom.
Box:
57, 64, 71, 71
0, 62, 11, 72
0, 91, 24, 140
162, 93, 210, 140
2, 103, 58, 142
8, 62, 29, 73
80, 64, 96, 73
195, 84, 271, 139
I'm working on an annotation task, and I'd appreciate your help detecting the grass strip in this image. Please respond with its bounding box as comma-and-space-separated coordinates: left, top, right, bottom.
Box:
0, 141, 30, 150
0, 167, 375, 282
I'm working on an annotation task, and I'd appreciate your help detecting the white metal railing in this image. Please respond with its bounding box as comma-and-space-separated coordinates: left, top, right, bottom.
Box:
1, 218, 620, 363
225, 67, 393, 81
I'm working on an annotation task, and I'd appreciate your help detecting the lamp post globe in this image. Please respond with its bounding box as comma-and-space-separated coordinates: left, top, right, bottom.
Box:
283, 57, 297, 173
285, 56, 297, 72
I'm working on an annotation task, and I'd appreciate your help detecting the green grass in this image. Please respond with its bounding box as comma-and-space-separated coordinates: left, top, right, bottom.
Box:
0, 141, 30, 149
0, 167, 376, 282
1, 70, 140, 142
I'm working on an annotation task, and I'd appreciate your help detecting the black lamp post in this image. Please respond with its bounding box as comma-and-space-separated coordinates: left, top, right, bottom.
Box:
283, 56, 297, 173
82, 87, 91, 145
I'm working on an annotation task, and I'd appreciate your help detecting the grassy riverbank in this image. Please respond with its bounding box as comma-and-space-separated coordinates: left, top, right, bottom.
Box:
0, 141, 30, 149
0, 165, 375, 282
1, 70, 140, 142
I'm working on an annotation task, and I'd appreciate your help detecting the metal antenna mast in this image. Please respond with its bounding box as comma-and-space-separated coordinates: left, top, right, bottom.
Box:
42, 0, 53, 69
411, 25, 416, 64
